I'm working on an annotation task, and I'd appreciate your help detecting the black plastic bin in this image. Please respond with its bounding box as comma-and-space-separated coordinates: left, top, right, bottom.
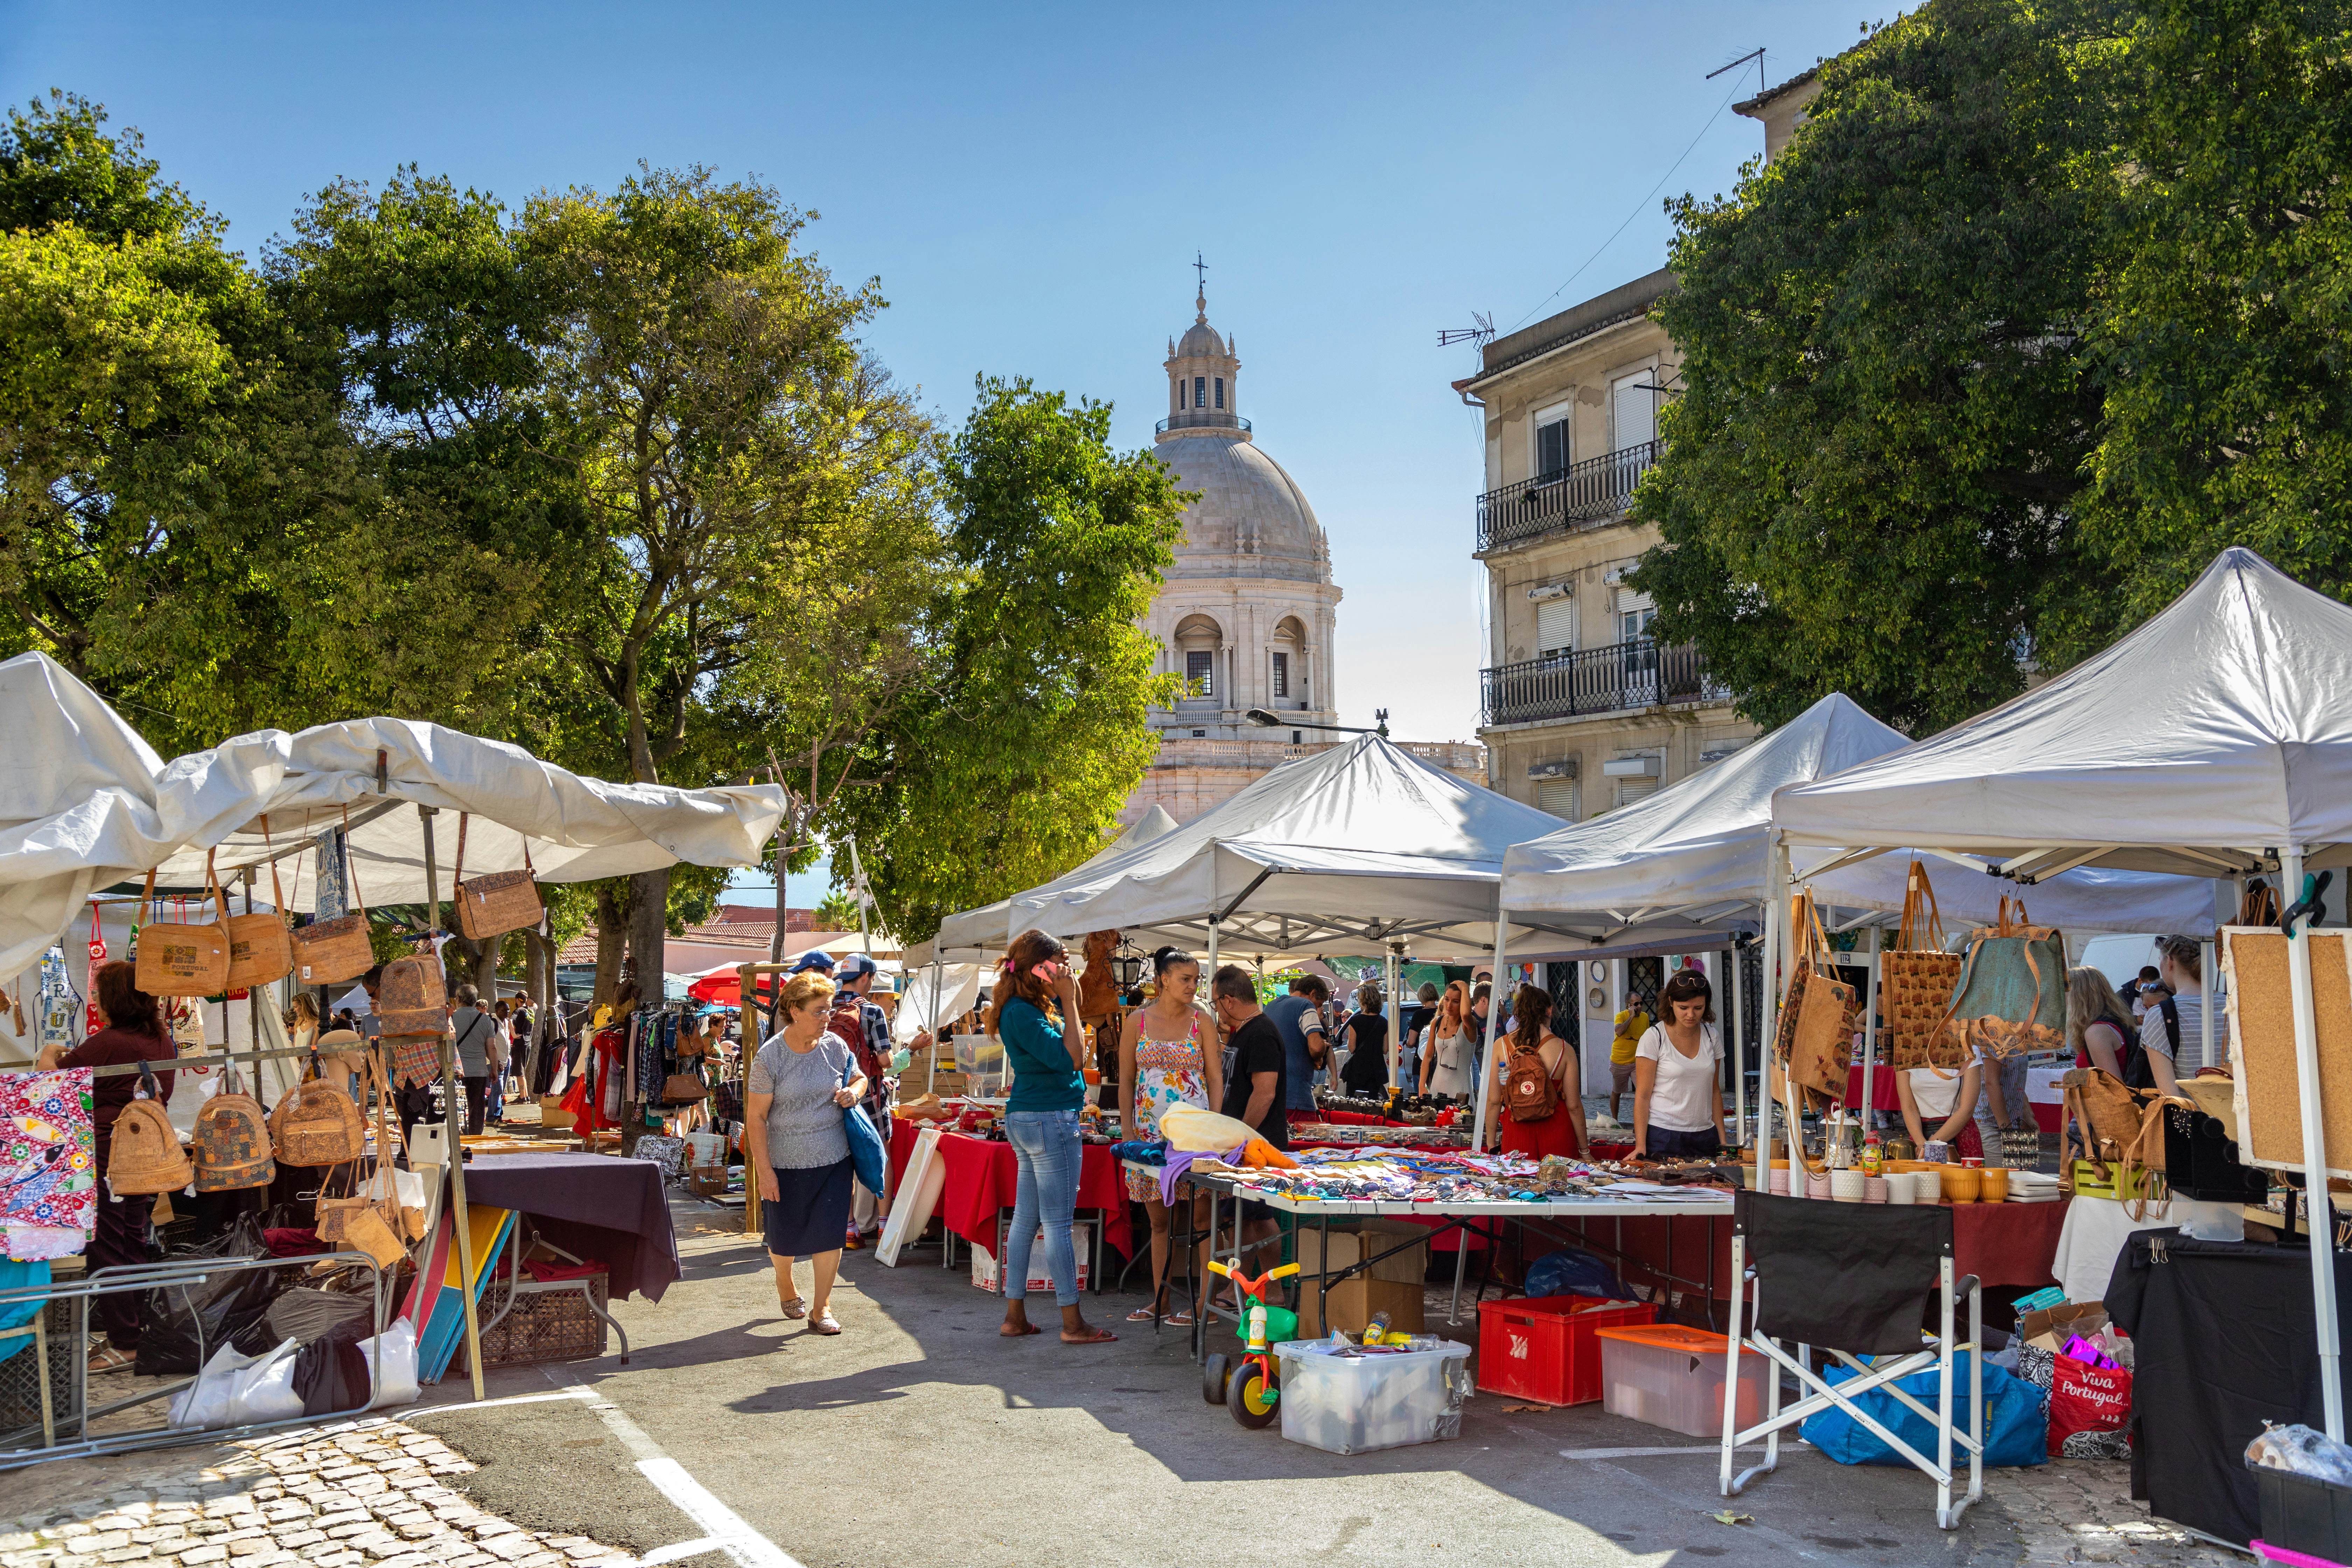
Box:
2258, 1466, 2352, 1562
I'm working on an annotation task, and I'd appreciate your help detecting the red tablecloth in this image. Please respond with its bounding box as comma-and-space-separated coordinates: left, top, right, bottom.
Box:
1843, 1064, 1905, 1112
888, 1121, 1133, 1260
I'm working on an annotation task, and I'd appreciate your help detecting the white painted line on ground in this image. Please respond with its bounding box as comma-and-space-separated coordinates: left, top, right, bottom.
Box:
636, 1538, 725, 1566
407, 1388, 597, 1415
543, 1367, 807, 1568
1560, 1444, 1769, 1459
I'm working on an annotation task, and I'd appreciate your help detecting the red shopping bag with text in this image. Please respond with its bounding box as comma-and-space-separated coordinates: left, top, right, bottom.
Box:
2047, 1356, 2132, 1457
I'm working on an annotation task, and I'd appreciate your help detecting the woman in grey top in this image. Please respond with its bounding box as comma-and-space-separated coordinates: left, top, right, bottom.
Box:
447, 985, 497, 1135
744, 970, 866, 1336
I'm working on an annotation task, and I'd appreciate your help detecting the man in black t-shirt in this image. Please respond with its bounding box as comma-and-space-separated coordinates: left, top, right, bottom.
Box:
1209, 964, 1287, 1298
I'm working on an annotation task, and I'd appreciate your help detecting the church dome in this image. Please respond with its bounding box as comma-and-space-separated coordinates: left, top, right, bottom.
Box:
1176, 319, 1228, 358
1155, 434, 1331, 584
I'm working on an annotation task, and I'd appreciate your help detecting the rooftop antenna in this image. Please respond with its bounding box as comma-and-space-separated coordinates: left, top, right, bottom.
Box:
1438, 310, 1494, 350
1708, 45, 1766, 96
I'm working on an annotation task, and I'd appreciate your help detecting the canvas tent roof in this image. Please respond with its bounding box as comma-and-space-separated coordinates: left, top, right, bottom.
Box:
906, 805, 1180, 968
1774, 549, 2352, 875
1500, 692, 2218, 943
1004, 734, 1573, 960
0, 652, 783, 979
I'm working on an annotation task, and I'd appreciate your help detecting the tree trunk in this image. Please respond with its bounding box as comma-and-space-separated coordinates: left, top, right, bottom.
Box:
592, 883, 629, 1007
620, 865, 670, 1156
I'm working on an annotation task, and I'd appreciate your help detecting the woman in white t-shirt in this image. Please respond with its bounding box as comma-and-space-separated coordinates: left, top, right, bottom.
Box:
1633, 969, 1726, 1160
1897, 1058, 1983, 1162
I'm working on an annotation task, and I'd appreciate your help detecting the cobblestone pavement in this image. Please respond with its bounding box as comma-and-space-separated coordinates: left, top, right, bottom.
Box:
1995, 1457, 2237, 1566
0, 1419, 640, 1568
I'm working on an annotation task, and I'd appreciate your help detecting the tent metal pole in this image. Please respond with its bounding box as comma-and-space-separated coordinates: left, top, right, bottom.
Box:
1757, 858, 1783, 1201
1729, 935, 1745, 1148
1860, 923, 1879, 1138
2282, 846, 2342, 1440
2201, 940, 2217, 1075
1386, 944, 1402, 1089
1472, 918, 1507, 1156
421, 805, 486, 1403
928, 956, 944, 1097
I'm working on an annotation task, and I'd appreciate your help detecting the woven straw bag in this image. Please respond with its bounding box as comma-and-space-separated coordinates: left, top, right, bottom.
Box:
293, 805, 375, 986
191, 1067, 275, 1192
224, 833, 296, 990
134, 868, 231, 997
268, 1054, 366, 1167
108, 1067, 191, 1196
451, 813, 543, 941
1774, 889, 1855, 1102
1879, 860, 1968, 1070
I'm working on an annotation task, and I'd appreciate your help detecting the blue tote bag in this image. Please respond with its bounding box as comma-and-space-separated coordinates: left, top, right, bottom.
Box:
840, 1058, 887, 1193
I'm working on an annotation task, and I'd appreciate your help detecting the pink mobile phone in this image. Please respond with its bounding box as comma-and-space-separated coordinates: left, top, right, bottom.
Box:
1034, 961, 1063, 984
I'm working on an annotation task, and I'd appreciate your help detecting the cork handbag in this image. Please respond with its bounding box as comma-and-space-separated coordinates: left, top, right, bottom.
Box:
1775, 889, 1856, 1102
191, 1066, 276, 1192
293, 806, 375, 986
224, 833, 296, 990
1879, 860, 1968, 1070
134, 868, 231, 997
1942, 895, 2067, 1058
108, 1068, 192, 1196
451, 812, 543, 941
268, 1050, 367, 1168
378, 951, 449, 1042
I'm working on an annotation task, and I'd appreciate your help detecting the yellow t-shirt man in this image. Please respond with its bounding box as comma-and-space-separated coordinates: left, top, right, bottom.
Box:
1611, 1008, 1651, 1066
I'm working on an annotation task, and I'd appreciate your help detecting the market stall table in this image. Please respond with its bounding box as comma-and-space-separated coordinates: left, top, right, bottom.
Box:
885, 1121, 1134, 1275
2050, 1192, 2243, 1304
461, 1152, 680, 1303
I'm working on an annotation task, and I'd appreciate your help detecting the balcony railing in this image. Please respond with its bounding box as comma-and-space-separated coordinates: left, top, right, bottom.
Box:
1480, 637, 1724, 727
1476, 440, 1660, 552
1156, 411, 1251, 436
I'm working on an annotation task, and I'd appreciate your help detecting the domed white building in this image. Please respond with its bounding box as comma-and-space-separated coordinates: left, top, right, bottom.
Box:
1125, 286, 1346, 824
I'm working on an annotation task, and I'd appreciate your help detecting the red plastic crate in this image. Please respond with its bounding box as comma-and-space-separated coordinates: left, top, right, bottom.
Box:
1477, 1294, 1658, 1406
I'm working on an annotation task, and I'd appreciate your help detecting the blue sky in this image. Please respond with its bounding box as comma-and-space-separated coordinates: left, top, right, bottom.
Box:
2, 1, 1865, 750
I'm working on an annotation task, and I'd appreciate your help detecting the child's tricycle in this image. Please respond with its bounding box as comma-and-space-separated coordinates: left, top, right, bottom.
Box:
1200, 1258, 1301, 1428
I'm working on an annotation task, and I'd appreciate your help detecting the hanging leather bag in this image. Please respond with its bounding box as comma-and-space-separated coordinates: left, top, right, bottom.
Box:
1775, 890, 1856, 1102
134, 869, 231, 997
1879, 860, 1968, 1070
293, 806, 376, 986
267, 1049, 367, 1167
378, 951, 448, 1041
1941, 895, 2067, 1058
224, 829, 297, 990
451, 812, 544, 941
191, 1065, 275, 1192
107, 1066, 192, 1196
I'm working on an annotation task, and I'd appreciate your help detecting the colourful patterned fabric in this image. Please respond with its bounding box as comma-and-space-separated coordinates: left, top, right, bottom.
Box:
1124, 1015, 1211, 1202
1, 1068, 97, 1261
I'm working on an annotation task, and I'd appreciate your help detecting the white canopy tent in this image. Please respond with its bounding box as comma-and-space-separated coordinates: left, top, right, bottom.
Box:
906, 805, 1180, 969
0, 651, 784, 981
1772, 548, 2352, 1437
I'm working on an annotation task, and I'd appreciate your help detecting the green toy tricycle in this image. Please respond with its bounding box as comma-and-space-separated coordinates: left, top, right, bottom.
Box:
1200, 1259, 1301, 1428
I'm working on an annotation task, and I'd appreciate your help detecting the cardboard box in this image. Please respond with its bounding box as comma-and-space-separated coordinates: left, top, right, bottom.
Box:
537, 1095, 576, 1133
1295, 1222, 1431, 1338
970, 1221, 1096, 1295
2021, 1300, 2108, 1352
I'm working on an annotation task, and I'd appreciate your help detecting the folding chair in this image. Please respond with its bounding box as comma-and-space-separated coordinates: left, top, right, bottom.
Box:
1719, 1190, 1983, 1528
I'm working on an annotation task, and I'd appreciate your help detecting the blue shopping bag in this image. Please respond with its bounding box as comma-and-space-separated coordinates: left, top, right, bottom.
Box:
1800, 1351, 2049, 1468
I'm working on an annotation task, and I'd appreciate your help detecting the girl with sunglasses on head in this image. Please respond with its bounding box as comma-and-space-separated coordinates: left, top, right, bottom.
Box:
1118, 944, 1224, 1325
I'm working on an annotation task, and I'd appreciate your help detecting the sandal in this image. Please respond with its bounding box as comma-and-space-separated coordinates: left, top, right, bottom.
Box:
1126, 1306, 1159, 1323
808, 1309, 841, 1335
86, 1344, 134, 1375
777, 1294, 807, 1320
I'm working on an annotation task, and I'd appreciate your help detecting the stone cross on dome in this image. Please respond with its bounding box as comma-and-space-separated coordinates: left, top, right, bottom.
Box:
1193, 251, 1209, 320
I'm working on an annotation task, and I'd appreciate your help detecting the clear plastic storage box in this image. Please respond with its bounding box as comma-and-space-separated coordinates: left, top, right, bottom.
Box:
1594, 1324, 1771, 1439
1270, 1338, 1474, 1456
950, 1034, 1005, 1098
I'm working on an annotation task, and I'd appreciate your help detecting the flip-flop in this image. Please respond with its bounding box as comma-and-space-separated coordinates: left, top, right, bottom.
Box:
1164, 1310, 1195, 1327
777, 1295, 807, 1320
1061, 1327, 1118, 1345
1126, 1306, 1158, 1323
808, 1310, 841, 1335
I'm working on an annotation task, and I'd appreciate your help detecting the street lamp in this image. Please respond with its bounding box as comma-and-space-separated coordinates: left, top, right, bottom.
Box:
1245, 707, 1390, 738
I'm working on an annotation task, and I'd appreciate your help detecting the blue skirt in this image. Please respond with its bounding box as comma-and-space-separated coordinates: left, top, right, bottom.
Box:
763, 1156, 854, 1256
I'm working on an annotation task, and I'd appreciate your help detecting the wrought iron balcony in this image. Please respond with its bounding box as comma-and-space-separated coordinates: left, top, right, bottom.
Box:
1156, 411, 1251, 436
1476, 440, 1660, 552
1479, 637, 1724, 727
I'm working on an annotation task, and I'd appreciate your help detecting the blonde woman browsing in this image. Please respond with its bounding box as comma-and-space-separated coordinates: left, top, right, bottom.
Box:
744, 969, 864, 1336
1120, 945, 1224, 1325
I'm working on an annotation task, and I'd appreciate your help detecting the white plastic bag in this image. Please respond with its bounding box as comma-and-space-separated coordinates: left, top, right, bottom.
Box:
168, 1342, 263, 1430
225, 1338, 304, 1426
358, 1318, 420, 1409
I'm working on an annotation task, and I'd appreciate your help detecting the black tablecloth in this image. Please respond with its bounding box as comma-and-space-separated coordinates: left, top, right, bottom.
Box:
2106, 1233, 2352, 1545
460, 1153, 680, 1304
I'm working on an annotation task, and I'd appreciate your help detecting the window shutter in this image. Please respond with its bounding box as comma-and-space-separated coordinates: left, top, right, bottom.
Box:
1535, 597, 1576, 656
1536, 417, 1569, 477
1614, 776, 1659, 810
1535, 780, 1581, 820
1186, 650, 1214, 697
1611, 373, 1656, 452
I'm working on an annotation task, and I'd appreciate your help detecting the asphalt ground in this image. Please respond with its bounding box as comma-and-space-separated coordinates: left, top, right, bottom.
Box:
398, 1193, 2051, 1568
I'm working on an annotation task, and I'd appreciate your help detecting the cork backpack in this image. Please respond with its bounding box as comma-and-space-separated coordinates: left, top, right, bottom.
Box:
192, 1067, 276, 1192
109, 1068, 191, 1196
268, 1055, 366, 1168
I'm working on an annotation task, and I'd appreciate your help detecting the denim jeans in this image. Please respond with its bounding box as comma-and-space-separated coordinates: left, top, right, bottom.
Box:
1004, 1107, 1083, 1306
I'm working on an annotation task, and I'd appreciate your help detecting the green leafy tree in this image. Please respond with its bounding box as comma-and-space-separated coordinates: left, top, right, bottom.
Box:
1628, 1, 2126, 733
845, 377, 1185, 941
813, 886, 863, 932
2061, 0, 2352, 664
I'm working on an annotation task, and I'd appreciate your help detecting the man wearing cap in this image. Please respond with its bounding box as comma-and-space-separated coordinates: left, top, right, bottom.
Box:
828, 953, 895, 1245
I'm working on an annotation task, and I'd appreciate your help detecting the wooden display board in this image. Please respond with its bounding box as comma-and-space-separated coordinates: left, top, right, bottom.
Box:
2222, 926, 2352, 1177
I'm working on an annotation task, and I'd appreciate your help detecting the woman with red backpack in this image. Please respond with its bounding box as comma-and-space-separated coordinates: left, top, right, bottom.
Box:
1482, 985, 1585, 1158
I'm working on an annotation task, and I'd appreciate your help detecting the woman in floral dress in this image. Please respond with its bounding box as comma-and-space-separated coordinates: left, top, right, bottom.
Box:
1120, 946, 1224, 1324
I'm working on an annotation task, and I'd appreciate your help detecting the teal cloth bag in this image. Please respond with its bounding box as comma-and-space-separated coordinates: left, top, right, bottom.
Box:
1942, 897, 2066, 1057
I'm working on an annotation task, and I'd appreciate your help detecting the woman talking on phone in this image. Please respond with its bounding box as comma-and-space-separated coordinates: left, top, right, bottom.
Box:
992, 929, 1116, 1345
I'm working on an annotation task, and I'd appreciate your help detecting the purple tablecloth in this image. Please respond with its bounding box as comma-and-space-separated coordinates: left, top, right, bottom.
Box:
461, 1153, 680, 1303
